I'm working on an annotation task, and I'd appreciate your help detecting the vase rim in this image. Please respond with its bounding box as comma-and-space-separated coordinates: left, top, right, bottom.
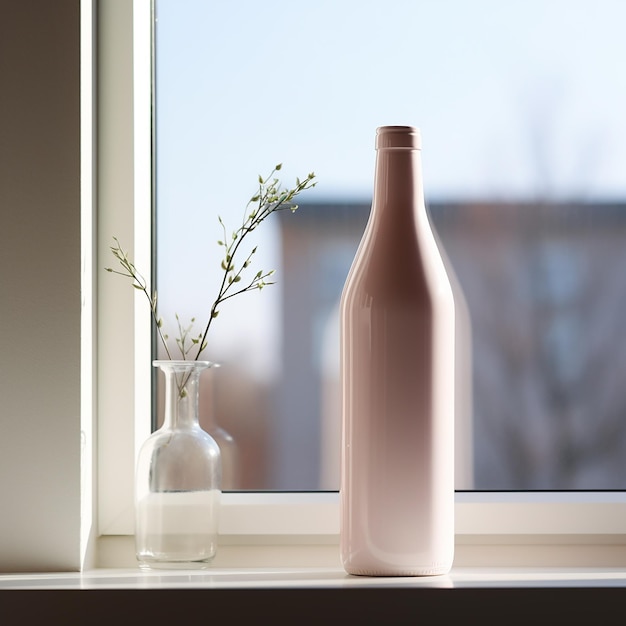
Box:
152, 359, 220, 369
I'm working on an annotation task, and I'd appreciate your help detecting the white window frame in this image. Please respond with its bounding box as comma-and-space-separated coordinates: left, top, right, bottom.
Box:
96, 0, 626, 558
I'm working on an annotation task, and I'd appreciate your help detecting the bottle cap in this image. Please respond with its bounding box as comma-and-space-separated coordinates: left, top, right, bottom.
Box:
376, 126, 421, 150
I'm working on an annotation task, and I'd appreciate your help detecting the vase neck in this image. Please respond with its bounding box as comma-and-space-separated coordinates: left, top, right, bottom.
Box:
155, 360, 212, 429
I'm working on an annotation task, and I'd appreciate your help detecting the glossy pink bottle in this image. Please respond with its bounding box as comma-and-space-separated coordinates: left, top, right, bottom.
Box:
340, 126, 455, 576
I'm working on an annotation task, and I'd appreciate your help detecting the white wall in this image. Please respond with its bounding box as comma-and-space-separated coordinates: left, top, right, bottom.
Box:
0, 0, 82, 571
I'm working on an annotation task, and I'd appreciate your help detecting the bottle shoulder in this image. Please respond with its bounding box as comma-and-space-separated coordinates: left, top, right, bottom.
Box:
343, 236, 452, 303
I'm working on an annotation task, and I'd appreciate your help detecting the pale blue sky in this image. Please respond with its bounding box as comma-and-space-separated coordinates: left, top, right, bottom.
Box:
156, 0, 626, 201
154, 0, 626, 374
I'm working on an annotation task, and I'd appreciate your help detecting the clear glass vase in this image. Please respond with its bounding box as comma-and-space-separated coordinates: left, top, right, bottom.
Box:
135, 360, 222, 569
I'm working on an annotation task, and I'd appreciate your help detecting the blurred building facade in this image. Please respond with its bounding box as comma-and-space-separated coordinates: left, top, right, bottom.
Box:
271, 199, 626, 491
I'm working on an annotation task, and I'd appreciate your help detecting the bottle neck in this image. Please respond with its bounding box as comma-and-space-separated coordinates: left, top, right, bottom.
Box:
373, 147, 425, 221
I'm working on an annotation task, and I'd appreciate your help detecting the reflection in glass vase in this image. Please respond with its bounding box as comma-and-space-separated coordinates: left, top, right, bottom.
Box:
200, 365, 240, 490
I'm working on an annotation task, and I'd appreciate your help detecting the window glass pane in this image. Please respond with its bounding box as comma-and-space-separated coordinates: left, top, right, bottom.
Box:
154, 0, 626, 490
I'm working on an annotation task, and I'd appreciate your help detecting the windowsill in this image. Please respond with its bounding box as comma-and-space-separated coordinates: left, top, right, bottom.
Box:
3, 558, 626, 622
3, 539, 626, 620
3, 535, 626, 588
3, 565, 626, 590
